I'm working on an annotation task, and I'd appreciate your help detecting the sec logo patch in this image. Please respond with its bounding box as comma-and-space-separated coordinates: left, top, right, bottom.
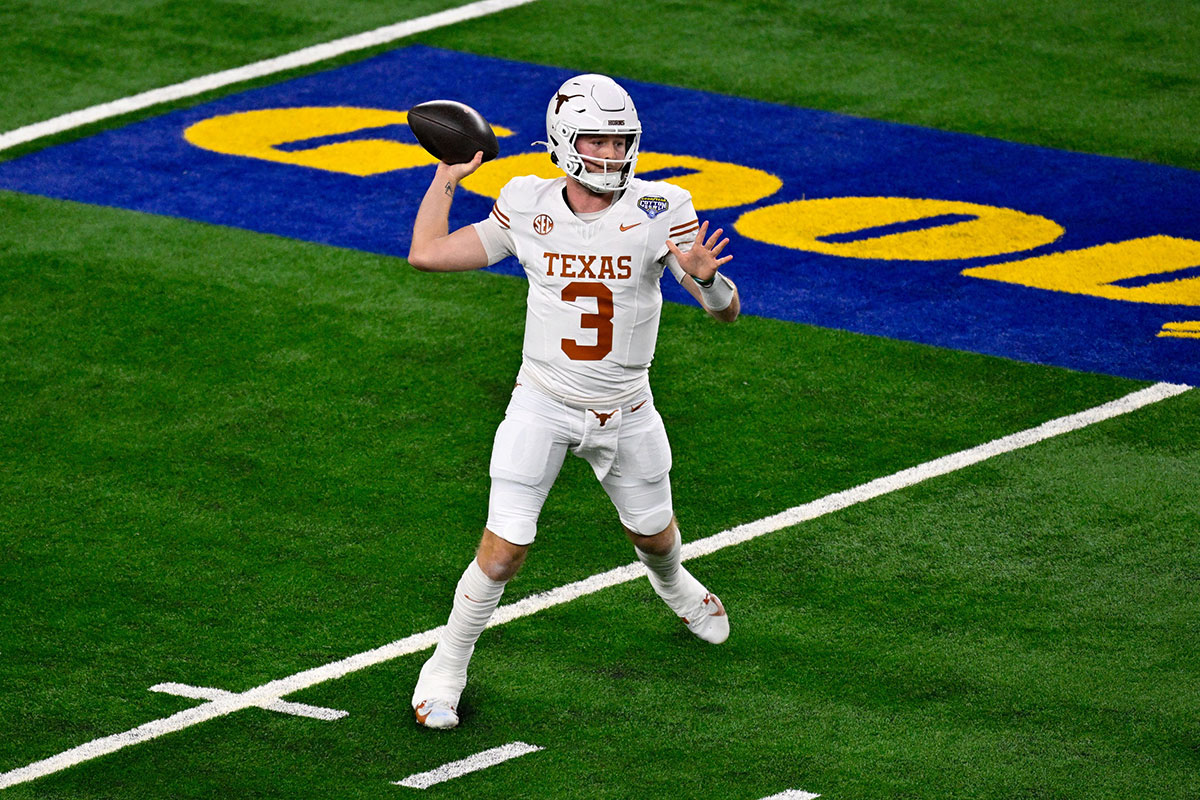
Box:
533, 214, 554, 235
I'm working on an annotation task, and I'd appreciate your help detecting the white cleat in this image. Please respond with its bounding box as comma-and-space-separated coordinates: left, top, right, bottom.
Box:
414, 698, 459, 730
681, 592, 729, 644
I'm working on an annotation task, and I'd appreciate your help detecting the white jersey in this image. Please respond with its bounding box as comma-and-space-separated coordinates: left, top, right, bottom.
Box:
474, 176, 698, 408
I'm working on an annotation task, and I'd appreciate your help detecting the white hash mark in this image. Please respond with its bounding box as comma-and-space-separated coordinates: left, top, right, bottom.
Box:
393, 742, 543, 789
150, 682, 348, 721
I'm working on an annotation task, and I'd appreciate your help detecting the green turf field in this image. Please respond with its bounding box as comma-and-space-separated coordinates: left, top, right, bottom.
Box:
2, 2, 1198, 798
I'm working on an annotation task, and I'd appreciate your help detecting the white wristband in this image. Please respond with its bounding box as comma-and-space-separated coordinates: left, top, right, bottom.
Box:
698, 273, 735, 311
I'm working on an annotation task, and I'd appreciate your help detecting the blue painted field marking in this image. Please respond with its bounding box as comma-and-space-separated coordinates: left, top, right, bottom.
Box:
817, 213, 978, 243
635, 165, 702, 181
1, 45, 1199, 384
1112, 264, 1200, 289
273, 124, 412, 151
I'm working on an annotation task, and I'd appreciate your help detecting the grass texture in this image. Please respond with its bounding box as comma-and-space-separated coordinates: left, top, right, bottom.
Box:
3, 1, 1197, 168
3, 189, 1194, 798
2, 1, 1198, 797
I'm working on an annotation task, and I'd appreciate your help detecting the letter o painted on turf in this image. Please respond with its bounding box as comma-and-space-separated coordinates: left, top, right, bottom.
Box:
184, 106, 513, 177
735, 196, 1065, 260
460, 151, 782, 210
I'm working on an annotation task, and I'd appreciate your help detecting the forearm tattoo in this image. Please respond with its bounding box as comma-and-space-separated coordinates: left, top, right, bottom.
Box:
444, 181, 454, 197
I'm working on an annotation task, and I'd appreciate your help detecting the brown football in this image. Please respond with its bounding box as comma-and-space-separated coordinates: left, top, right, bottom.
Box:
407, 100, 500, 165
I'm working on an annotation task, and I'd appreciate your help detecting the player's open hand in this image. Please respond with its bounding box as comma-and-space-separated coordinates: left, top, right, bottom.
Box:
666, 220, 732, 284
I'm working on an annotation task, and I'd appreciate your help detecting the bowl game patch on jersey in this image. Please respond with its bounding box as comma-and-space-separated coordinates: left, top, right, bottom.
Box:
637, 196, 669, 219
2, 45, 1199, 385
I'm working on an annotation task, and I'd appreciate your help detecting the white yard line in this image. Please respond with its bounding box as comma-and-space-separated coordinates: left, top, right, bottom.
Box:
0, 381, 1189, 790
393, 742, 543, 789
0, 0, 541, 154
680, 381, 1193, 560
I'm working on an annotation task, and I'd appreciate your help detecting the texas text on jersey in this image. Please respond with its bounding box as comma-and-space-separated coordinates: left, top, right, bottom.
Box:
474, 176, 699, 408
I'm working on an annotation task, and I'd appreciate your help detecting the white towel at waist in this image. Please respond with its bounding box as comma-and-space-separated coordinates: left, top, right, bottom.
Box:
572, 405, 623, 481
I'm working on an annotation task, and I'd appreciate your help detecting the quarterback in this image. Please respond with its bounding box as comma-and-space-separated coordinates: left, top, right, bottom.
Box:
406, 74, 741, 729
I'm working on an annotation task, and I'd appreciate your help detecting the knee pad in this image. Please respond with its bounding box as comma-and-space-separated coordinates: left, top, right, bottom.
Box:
625, 504, 674, 538
619, 496, 676, 542
486, 477, 543, 546
486, 518, 538, 547
604, 471, 674, 537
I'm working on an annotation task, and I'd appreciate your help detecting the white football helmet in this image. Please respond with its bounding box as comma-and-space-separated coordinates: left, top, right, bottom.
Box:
543, 74, 642, 193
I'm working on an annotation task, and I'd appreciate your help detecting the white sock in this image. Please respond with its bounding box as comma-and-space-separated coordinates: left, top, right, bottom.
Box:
411, 558, 506, 707
635, 527, 707, 619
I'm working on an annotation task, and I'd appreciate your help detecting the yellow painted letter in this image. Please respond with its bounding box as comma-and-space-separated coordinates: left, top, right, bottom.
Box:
185, 107, 512, 177
735, 197, 1064, 261
963, 236, 1200, 306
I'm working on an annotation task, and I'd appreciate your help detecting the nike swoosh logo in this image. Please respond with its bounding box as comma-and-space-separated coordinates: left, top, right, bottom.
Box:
630, 400, 647, 413
619, 223, 642, 232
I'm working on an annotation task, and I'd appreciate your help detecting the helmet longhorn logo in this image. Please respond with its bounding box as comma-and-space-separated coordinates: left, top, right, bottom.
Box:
555, 93, 584, 113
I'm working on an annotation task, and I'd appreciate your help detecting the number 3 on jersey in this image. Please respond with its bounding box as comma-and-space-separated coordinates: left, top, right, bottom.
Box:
561, 281, 614, 361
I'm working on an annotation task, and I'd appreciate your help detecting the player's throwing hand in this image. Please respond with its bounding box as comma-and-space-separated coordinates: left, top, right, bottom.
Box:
439, 150, 484, 184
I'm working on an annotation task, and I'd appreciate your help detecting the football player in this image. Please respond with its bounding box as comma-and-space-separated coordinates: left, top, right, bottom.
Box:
406, 74, 740, 729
